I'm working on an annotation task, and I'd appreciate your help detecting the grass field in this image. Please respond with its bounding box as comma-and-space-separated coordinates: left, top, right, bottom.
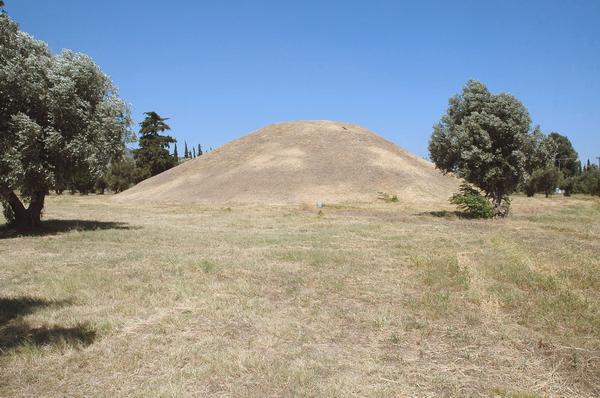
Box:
1, 194, 599, 397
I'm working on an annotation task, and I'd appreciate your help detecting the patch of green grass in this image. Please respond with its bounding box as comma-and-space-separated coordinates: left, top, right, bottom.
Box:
198, 259, 217, 273
492, 387, 544, 398
409, 256, 474, 319
419, 255, 470, 291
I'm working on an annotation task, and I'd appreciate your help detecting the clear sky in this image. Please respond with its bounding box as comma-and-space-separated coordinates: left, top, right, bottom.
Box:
6, 0, 600, 164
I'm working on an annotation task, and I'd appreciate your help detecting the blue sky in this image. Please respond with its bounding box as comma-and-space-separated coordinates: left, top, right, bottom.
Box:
6, 0, 600, 164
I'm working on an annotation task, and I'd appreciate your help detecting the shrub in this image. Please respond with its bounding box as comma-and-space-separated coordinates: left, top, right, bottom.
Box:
560, 176, 575, 197
106, 158, 137, 193
377, 192, 399, 203
532, 167, 562, 198
576, 166, 600, 196
450, 183, 494, 219
523, 177, 537, 197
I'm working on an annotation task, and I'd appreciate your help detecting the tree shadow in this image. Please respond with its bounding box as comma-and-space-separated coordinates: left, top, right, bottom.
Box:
0, 297, 68, 324
419, 210, 460, 219
0, 219, 136, 240
417, 210, 481, 219
0, 297, 96, 354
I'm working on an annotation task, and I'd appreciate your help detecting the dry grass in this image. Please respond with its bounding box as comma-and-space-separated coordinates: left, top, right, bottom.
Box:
115, 120, 459, 205
1, 194, 599, 397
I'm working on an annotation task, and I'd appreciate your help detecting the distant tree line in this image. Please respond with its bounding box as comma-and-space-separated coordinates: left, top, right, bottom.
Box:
522, 132, 599, 198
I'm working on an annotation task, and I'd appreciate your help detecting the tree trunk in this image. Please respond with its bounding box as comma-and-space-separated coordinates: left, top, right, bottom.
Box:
2, 190, 45, 230
26, 191, 45, 228
491, 195, 510, 218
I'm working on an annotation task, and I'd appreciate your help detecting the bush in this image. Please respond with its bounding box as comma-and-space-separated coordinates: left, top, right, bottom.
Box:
106, 158, 138, 193
95, 176, 108, 194
523, 178, 537, 197
450, 183, 494, 219
576, 166, 600, 196
560, 177, 575, 197
532, 167, 562, 198
377, 192, 399, 203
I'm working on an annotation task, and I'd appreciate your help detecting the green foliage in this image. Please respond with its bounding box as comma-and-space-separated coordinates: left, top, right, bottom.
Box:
0, 11, 132, 227
133, 112, 176, 178
523, 179, 537, 197
94, 175, 108, 194
377, 192, 399, 203
523, 126, 558, 174
560, 176, 575, 197
576, 165, 600, 196
429, 80, 538, 217
71, 168, 96, 195
106, 158, 138, 193
173, 143, 178, 160
197, 144, 203, 156
548, 132, 579, 177
532, 167, 562, 198
525, 166, 563, 197
450, 183, 494, 219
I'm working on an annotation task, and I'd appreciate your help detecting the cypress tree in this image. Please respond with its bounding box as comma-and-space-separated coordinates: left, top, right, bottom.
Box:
133, 111, 176, 179
173, 143, 178, 159
184, 141, 189, 158
192, 147, 196, 158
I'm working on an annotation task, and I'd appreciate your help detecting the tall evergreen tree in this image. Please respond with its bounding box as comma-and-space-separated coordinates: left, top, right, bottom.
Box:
192, 147, 196, 158
198, 144, 203, 156
173, 143, 178, 159
184, 141, 189, 159
133, 112, 176, 179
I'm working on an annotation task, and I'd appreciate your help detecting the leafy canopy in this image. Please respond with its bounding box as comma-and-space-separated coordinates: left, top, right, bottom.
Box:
548, 132, 579, 177
429, 80, 548, 216
0, 10, 132, 226
531, 166, 562, 198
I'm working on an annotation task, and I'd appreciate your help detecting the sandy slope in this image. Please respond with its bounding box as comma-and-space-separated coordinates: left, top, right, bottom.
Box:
116, 120, 459, 204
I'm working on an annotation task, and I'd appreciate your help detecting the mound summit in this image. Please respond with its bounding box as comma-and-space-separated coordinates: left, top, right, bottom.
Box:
116, 120, 459, 204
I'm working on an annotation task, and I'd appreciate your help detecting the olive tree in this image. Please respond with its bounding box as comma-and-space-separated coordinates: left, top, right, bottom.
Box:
0, 11, 132, 229
429, 80, 541, 217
